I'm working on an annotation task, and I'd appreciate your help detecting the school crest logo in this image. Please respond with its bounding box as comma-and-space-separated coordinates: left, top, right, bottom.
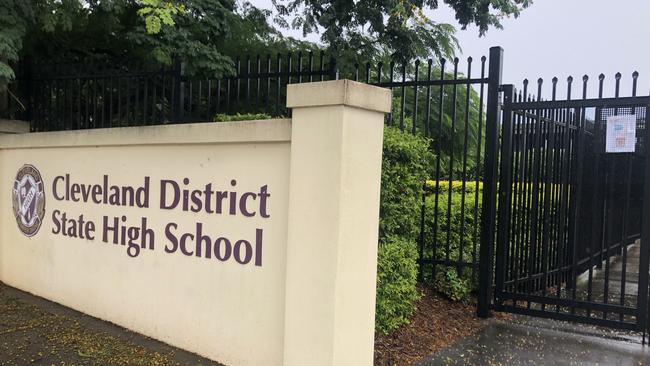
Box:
12, 164, 46, 237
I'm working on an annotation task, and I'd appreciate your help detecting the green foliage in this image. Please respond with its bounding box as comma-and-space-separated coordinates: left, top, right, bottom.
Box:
123, 0, 237, 77
274, 0, 531, 64
0, 0, 313, 85
213, 113, 272, 122
383, 66, 485, 181
375, 127, 433, 334
0, 1, 32, 86
379, 127, 434, 242
375, 236, 420, 335
434, 267, 471, 302
447, 0, 532, 35
0, 1, 226, 79
137, 0, 186, 35
217, 2, 318, 57
422, 179, 561, 301
423, 180, 482, 297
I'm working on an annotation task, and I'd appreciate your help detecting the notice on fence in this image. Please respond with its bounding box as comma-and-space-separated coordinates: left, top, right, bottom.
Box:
606, 115, 636, 153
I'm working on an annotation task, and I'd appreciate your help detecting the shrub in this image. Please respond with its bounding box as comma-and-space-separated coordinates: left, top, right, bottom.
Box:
434, 267, 471, 303
375, 127, 433, 334
375, 236, 421, 334
213, 113, 272, 122
422, 180, 482, 298
379, 127, 434, 243
422, 180, 561, 301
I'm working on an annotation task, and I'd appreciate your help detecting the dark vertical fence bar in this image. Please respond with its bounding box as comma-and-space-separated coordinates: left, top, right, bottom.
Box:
399, 63, 406, 130
495, 84, 515, 303
431, 59, 445, 283
275, 54, 282, 115
478, 46, 504, 318
593, 74, 606, 272
172, 59, 182, 123
472, 56, 487, 282
459, 58, 473, 269
511, 90, 524, 293
412, 60, 420, 135
446, 59, 459, 265
638, 95, 650, 332
424, 60, 433, 137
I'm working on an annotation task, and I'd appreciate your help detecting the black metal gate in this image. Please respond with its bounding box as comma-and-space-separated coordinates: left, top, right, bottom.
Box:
480, 71, 650, 334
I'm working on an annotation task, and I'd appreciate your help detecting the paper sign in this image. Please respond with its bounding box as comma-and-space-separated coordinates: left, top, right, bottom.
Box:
606, 115, 636, 153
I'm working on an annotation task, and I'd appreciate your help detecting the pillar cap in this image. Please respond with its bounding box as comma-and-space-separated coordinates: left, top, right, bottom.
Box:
287, 80, 392, 113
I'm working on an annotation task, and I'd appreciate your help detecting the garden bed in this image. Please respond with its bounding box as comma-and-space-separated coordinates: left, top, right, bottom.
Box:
374, 284, 508, 366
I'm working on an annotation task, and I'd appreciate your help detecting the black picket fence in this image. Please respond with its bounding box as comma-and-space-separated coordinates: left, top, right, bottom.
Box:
7, 53, 335, 131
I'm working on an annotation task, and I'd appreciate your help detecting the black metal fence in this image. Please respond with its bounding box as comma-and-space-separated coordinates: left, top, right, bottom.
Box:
489, 71, 650, 333
5, 52, 335, 131
341, 52, 496, 292
411, 55, 490, 287
337, 52, 495, 288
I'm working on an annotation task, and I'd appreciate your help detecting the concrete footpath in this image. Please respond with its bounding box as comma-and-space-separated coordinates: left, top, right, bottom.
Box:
416, 315, 650, 366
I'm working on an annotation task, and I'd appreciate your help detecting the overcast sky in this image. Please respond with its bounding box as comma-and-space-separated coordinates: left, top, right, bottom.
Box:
250, 0, 650, 99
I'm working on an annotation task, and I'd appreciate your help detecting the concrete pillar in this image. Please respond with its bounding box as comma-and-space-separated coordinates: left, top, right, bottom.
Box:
283, 80, 391, 366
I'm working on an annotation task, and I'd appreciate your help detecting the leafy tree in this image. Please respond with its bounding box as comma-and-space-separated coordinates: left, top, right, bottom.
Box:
0, 1, 33, 86
1, 0, 237, 78
0, 0, 310, 86
274, 0, 531, 64
343, 61, 484, 178
398, 64, 485, 178
217, 2, 318, 57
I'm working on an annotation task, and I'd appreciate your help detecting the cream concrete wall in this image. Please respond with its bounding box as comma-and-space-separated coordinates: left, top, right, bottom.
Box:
0, 80, 390, 366
0, 120, 292, 366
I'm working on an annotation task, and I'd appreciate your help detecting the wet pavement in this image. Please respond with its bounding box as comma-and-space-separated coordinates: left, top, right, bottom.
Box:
417, 241, 650, 365
575, 240, 643, 309
416, 315, 650, 365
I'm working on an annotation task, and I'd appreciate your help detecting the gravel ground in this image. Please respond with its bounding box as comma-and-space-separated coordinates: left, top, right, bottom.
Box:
0, 282, 220, 366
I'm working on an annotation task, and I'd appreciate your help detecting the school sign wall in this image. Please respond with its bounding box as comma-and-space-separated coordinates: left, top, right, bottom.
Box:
0, 80, 391, 366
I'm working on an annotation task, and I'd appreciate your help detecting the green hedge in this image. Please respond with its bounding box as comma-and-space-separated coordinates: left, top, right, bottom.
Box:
214, 113, 272, 122
422, 180, 562, 302
422, 181, 481, 302
375, 127, 433, 335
